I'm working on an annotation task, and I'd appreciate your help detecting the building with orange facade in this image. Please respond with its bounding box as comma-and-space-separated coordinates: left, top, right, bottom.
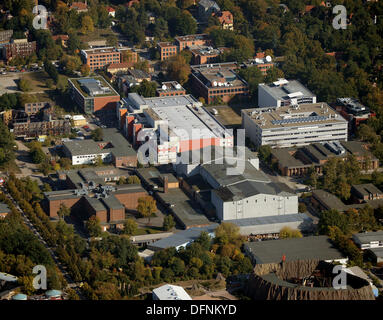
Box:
81, 47, 121, 72
68, 77, 120, 114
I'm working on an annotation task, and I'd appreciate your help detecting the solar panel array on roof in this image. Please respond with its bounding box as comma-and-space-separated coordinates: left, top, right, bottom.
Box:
271, 115, 328, 125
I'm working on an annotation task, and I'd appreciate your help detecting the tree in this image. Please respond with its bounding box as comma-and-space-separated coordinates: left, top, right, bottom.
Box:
106, 34, 118, 47
298, 202, 307, 213
80, 15, 94, 35
57, 203, 71, 220
215, 222, 243, 246
130, 80, 157, 97
123, 219, 138, 235
165, 55, 191, 85
258, 145, 272, 164
91, 128, 103, 141
80, 64, 90, 77
163, 215, 175, 231
127, 175, 140, 184
136, 196, 157, 224
18, 78, 31, 92
86, 216, 102, 237
279, 226, 303, 239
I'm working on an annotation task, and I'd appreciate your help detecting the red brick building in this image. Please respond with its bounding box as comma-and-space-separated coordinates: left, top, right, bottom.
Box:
191, 62, 249, 104
2, 39, 36, 62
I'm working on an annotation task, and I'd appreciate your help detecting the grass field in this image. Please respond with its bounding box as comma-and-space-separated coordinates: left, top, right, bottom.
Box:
19, 71, 55, 92
78, 27, 116, 44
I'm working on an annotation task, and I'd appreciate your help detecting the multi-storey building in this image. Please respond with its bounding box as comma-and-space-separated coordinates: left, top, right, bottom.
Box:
158, 34, 210, 61
24, 102, 51, 115
156, 81, 186, 97
190, 46, 223, 65
191, 62, 249, 104
68, 77, 120, 114
242, 55, 274, 76
2, 39, 36, 62
80, 47, 121, 71
333, 97, 375, 133
242, 103, 348, 148
0, 30, 13, 44
212, 10, 234, 30
258, 79, 316, 108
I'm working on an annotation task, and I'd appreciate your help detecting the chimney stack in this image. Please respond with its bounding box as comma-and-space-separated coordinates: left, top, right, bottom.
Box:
163, 175, 168, 193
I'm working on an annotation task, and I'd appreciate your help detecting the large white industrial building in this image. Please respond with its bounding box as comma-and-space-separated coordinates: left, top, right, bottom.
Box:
118, 93, 233, 164
242, 103, 348, 148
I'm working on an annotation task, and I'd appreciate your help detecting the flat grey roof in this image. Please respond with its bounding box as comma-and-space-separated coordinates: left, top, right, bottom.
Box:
271, 148, 307, 168
158, 188, 211, 228
352, 231, 383, 244
102, 128, 136, 157
150, 224, 218, 249
63, 140, 104, 156
244, 235, 346, 264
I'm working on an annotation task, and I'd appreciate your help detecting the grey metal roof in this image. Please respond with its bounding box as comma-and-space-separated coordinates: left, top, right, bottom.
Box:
368, 247, 383, 258
259, 80, 315, 101
202, 160, 270, 187
352, 231, 383, 244
150, 223, 218, 249
63, 140, 104, 156
102, 128, 137, 158
244, 235, 346, 264
225, 213, 309, 227
100, 194, 124, 210
214, 181, 295, 202
351, 184, 383, 197
84, 195, 107, 212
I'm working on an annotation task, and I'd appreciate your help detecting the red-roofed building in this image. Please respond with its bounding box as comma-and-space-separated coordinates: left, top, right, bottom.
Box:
213, 10, 233, 30
52, 34, 69, 47
107, 6, 116, 17
70, 1, 88, 12
126, 0, 139, 8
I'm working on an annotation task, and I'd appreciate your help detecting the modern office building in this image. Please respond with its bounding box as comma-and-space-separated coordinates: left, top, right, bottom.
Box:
80, 47, 121, 71
242, 103, 348, 148
68, 77, 120, 114
258, 79, 316, 108
191, 62, 249, 104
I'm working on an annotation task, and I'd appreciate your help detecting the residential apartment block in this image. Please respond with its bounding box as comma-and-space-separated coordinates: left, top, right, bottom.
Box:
258, 79, 316, 108
242, 103, 348, 148
191, 62, 249, 104
2, 38, 36, 62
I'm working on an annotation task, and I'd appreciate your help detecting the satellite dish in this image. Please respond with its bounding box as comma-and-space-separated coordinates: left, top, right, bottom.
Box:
213, 81, 217, 87
266, 55, 272, 62
255, 58, 261, 63
162, 84, 167, 90
175, 83, 182, 90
